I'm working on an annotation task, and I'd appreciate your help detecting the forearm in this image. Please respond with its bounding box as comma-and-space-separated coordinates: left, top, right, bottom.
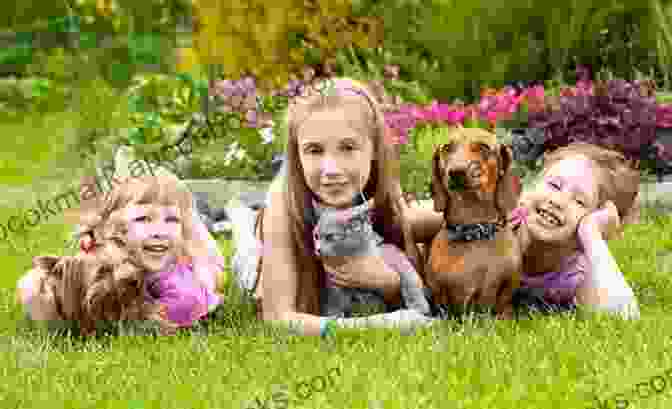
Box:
576, 227, 639, 319
267, 310, 430, 336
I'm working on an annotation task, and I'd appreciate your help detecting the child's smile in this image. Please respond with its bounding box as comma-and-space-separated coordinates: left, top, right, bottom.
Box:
523, 155, 600, 245
123, 204, 183, 272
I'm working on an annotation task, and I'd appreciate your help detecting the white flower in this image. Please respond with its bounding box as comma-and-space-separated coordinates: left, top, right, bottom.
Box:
223, 142, 247, 165
260, 126, 275, 144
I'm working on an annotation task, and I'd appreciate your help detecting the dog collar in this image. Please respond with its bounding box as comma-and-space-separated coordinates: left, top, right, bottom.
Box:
444, 221, 500, 242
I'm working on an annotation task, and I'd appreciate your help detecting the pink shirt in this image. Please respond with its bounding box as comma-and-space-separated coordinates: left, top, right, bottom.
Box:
144, 262, 221, 327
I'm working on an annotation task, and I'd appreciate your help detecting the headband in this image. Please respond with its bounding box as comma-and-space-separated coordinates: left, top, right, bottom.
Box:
296, 78, 379, 115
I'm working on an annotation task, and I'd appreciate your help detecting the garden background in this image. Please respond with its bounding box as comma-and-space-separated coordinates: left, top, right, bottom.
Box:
2, 1, 672, 408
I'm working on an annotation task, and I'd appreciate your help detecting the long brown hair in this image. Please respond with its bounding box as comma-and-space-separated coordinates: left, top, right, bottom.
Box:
282, 77, 421, 314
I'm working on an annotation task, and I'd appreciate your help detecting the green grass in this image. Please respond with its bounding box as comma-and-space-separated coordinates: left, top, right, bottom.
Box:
2, 119, 672, 409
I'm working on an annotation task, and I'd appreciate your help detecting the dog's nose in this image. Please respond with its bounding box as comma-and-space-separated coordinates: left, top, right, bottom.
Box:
448, 169, 468, 180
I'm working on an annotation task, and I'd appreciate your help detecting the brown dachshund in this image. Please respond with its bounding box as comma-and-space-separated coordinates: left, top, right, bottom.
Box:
425, 137, 522, 318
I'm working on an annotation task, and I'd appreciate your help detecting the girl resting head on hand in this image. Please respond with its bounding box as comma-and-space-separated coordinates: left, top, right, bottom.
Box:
515, 142, 641, 318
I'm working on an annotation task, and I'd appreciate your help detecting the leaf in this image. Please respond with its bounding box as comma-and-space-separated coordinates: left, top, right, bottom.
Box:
128, 128, 146, 145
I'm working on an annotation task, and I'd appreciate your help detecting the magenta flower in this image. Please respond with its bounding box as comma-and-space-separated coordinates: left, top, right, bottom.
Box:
384, 109, 417, 144
444, 109, 466, 124
657, 104, 672, 128
523, 85, 546, 113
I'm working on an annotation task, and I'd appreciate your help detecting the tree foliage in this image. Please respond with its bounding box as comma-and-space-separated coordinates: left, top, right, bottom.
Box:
190, 0, 383, 92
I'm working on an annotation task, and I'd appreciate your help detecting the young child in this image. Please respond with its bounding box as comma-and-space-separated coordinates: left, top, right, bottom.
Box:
512, 142, 641, 319
231, 77, 436, 336
16, 174, 226, 333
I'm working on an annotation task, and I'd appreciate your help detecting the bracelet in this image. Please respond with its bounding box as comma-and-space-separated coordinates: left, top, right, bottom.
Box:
319, 318, 337, 338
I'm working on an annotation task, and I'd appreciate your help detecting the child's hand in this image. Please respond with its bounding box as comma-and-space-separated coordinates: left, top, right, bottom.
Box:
322, 254, 397, 292
578, 201, 621, 243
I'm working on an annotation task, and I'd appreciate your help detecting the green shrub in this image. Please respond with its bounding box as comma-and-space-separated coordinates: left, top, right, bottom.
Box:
381, 0, 672, 102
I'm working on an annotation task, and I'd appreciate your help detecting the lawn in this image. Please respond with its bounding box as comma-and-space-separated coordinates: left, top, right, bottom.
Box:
2, 115, 672, 409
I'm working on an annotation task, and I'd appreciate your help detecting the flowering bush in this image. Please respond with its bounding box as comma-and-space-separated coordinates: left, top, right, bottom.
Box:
528, 78, 659, 160
385, 69, 672, 186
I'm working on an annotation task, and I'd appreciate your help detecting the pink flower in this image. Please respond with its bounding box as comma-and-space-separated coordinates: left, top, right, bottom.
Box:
656, 104, 672, 128
523, 85, 546, 113
384, 109, 416, 144
502, 86, 518, 99
486, 110, 499, 123
575, 80, 594, 96
509, 205, 528, 227
444, 109, 466, 124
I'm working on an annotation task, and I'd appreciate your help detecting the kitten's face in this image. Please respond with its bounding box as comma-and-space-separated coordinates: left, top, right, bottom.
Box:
314, 202, 378, 257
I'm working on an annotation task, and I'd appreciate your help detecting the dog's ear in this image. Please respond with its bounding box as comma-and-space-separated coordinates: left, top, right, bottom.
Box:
495, 144, 520, 216
57, 257, 88, 323
432, 145, 450, 213
32, 255, 62, 272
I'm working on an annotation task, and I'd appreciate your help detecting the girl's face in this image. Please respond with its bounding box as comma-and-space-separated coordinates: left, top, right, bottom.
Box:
297, 105, 373, 208
522, 155, 601, 246
121, 203, 183, 272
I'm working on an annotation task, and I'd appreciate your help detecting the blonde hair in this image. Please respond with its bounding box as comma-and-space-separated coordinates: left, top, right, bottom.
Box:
44, 174, 195, 335
541, 142, 640, 219
80, 174, 195, 255
282, 77, 421, 314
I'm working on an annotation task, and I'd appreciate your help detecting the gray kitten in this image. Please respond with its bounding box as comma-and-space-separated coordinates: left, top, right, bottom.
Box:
314, 201, 430, 318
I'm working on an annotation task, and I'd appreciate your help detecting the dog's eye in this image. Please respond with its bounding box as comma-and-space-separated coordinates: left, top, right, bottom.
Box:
440, 143, 455, 153
477, 143, 491, 154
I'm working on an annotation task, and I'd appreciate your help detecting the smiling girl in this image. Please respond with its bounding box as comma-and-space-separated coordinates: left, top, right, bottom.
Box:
513, 142, 641, 318
233, 77, 437, 336
16, 174, 226, 331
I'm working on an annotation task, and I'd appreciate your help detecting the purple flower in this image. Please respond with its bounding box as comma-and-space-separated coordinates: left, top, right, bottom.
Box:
530, 79, 658, 160
240, 76, 256, 94
246, 110, 258, 128
213, 80, 237, 97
